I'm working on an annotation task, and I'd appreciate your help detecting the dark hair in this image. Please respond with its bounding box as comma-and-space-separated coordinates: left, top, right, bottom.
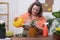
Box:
28, 1, 42, 17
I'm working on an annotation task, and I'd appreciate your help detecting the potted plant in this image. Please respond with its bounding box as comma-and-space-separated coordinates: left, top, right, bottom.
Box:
6, 31, 14, 37
53, 27, 60, 40
0, 20, 6, 38
52, 10, 60, 40
29, 20, 39, 37
52, 10, 60, 26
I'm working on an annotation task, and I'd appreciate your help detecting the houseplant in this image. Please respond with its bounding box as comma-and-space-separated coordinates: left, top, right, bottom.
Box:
47, 10, 60, 30
29, 20, 39, 37
52, 10, 60, 40
52, 10, 60, 27
0, 20, 6, 38
53, 27, 60, 40
6, 31, 14, 37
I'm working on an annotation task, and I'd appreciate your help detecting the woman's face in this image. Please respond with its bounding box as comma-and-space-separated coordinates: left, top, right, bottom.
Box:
31, 5, 40, 16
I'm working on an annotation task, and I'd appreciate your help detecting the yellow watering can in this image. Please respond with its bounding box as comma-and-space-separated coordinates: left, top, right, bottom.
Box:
13, 18, 24, 28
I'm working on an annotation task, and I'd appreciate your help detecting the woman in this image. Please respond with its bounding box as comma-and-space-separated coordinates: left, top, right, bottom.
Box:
14, 1, 48, 35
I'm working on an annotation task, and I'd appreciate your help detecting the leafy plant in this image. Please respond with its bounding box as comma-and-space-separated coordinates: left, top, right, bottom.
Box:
29, 20, 39, 37
53, 27, 60, 35
52, 10, 60, 18
0, 20, 5, 29
47, 19, 54, 29
30, 20, 35, 27
52, 10, 60, 35
6, 31, 14, 37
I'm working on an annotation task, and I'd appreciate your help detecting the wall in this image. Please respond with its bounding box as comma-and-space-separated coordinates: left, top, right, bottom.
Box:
0, 0, 60, 34
0, 0, 23, 34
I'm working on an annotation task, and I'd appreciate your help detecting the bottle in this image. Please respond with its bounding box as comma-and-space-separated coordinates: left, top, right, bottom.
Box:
43, 22, 48, 37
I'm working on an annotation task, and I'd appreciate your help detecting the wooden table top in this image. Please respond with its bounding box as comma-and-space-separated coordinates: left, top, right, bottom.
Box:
11, 35, 54, 40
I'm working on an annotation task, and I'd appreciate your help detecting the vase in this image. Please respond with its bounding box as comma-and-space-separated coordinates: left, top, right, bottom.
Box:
0, 28, 6, 39
53, 33, 60, 40
29, 27, 39, 37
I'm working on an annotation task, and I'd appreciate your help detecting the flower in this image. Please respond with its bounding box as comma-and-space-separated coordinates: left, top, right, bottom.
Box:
53, 27, 60, 35
0, 20, 5, 24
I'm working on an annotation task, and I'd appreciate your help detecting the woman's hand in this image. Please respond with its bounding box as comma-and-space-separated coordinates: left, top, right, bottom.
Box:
14, 17, 18, 21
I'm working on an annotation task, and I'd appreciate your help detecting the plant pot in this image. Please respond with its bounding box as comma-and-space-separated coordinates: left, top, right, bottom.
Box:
0, 28, 6, 38
53, 33, 60, 40
29, 27, 39, 37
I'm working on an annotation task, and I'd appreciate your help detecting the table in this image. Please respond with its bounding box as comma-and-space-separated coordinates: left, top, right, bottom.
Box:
11, 36, 54, 40
0, 38, 11, 40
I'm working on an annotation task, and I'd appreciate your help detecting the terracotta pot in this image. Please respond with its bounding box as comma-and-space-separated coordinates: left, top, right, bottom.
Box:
53, 33, 60, 40
29, 27, 39, 37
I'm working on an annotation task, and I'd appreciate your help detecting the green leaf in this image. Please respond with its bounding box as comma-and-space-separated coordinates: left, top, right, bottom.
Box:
52, 10, 60, 18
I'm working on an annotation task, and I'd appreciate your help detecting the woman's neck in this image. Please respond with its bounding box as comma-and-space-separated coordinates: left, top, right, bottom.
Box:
29, 15, 39, 20
31, 15, 36, 18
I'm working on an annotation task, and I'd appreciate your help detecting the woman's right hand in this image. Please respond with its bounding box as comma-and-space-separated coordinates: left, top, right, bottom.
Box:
14, 17, 18, 21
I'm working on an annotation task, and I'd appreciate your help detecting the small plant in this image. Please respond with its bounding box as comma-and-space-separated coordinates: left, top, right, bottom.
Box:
52, 10, 60, 32
0, 20, 6, 38
53, 27, 60, 35
29, 20, 39, 37
6, 31, 14, 37
53, 27, 60, 40
30, 20, 35, 27
0, 20, 5, 29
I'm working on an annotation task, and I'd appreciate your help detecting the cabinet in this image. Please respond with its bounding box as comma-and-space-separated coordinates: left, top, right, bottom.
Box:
0, 2, 9, 31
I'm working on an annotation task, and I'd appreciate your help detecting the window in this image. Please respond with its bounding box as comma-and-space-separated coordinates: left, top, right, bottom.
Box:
0, 2, 9, 31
